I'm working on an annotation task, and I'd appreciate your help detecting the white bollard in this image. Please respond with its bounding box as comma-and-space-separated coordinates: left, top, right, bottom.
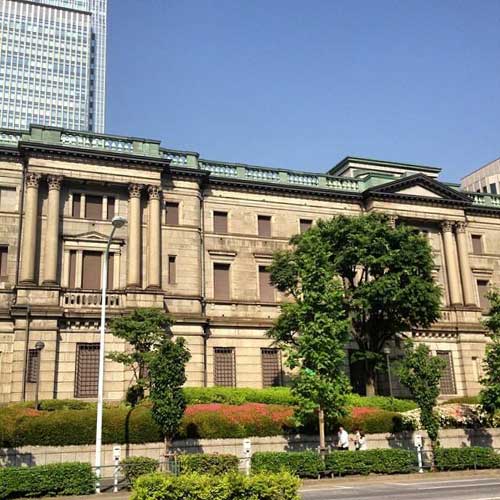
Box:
113, 445, 121, 493
242, 438, 252, 476
414, 434, 423, 473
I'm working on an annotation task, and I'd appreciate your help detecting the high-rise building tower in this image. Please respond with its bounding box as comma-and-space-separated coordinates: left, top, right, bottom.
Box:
0, 0, 106, 132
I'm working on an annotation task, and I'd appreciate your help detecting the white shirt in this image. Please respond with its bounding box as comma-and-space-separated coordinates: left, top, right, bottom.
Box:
338, 429, 349, 449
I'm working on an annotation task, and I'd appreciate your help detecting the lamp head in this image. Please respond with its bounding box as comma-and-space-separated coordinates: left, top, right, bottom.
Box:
111, 216, 127, 229
35, 340, 45, 350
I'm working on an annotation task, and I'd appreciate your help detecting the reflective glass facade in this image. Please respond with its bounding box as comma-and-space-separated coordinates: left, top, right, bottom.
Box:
0, 0, 106, 132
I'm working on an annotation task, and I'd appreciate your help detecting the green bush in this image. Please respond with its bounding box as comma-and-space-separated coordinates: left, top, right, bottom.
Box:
120, 456, 159, 486
0, 462, 95, 499
131, 471, 300, 500
251, 451, 323, 478
183, 387, 297, 406
178, 453, 239, 475
325, 449, 416, 475
434, 447, 500, 471
346, 394, 417, 412
341, 411, 409, 434
442, 396, 480, 405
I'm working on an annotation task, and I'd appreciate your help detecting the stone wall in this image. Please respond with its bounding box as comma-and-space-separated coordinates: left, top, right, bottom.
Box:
1, 428, 499, 476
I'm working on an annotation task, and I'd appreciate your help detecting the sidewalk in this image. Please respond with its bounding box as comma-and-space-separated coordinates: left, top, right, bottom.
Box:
44, 469, 500, 500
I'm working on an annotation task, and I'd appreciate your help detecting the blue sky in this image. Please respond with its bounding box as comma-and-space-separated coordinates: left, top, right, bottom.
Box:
106, 0, 500, 182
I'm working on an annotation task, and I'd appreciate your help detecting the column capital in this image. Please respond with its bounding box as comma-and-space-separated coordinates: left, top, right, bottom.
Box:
441, 220, 454, 233
147, 185, 161, 200
47, 175, 63, 191
456, 221, 467, 233
128, 183, 144, 199
26, 172, 42, 188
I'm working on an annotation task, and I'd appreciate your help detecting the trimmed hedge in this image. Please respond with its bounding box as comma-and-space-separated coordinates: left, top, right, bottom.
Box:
0, 462, 95, 499
183, 387, 297, 406
120, 456, 159, 486
325, 449, 416, 475
346, 394, 417, 413
251, 451, 324, 478
178, 453, 239, 475
442, 396, 480, 405
434, 447, 500, 471
131, 471, 301, 500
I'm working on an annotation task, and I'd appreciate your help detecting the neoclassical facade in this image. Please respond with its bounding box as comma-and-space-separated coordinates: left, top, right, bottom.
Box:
0, 125, 498, 403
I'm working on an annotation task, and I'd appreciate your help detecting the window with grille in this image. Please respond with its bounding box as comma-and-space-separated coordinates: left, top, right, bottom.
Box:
261, 348, 281, 387
299, 219, 313, 234
471, 235, 483, 254
214, 347, 236, 387
27, 348, 40, 383
0, 246, 7, 281
477, 280, 490, 311
437, 351, 457, 394
75, 343, 100, 398
213, 263, 230, 300
259, 265, 274, 302
213, 211, 228, 234
257, 215, 272, 237
165, 202, 179, 225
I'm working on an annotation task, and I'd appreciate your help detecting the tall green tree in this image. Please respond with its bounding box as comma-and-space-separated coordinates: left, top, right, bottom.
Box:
269, 226, 351, 450
480, 289, 500, 417
107, 308, 173, 404
398, 341, 445, 458
306, 214, 441, 395
149, 334, 191, 456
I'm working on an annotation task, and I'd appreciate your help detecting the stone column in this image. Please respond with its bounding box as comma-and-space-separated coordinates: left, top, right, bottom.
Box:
20, 173, 42, 284
456, 221, 476, 306
147, 185, 161, 289
441, 221, 462, 306
43, 175, 63, 285
127, 184, 143, 288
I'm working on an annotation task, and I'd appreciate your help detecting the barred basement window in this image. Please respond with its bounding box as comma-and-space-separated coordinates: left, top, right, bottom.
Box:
214, 347, 236, 387
74, 343, 100, 398
26, 348, 40, 383
437, 351, 457, 395
261, 348, 281, 387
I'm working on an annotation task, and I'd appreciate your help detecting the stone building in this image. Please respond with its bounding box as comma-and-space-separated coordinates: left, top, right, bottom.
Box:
0, 125, 497, 403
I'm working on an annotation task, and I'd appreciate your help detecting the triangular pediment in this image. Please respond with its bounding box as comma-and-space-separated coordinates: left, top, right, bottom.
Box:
365, 174, 470, 204
64, 231, 111, 242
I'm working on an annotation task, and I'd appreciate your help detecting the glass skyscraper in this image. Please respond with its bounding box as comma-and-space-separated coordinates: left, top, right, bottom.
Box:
0, 0, 106, 132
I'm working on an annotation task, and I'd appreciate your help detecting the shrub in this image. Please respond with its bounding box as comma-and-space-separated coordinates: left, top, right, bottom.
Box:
120, 456, 159, 486
443, 396, 480, 405
131, 471, 300, 500
0, 462, 95, 499
177, 453, 239, 475
434, 447, 500, 471
325, 449, 416, 475
341, 410, 409, 434
251, 451, 324, 478
183, 387, 297, 406
346, 394, 417, 412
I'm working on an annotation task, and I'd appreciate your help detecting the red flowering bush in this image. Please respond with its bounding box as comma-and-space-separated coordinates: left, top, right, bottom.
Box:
179, 403, 295, 439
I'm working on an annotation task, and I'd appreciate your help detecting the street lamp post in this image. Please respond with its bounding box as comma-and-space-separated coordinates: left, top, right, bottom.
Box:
34, 340, 45, 410
95, 215, 127, 494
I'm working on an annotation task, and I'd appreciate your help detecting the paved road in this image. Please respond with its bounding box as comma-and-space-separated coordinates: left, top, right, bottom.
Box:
301, 476, 500, 500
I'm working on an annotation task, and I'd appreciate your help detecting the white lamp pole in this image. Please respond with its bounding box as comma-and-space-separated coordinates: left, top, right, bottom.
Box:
95, 215, 127, 494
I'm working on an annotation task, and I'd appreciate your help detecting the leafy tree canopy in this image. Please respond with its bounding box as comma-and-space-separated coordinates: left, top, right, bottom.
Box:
480, 289, 500, 416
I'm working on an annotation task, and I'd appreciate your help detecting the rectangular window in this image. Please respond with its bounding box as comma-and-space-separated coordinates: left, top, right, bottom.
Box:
107, 196, 115, 220
68, 250, 77, 288
74, 343, 99, 398
26, 348, 40, 383
213, 211, 228, 234
482, 186, 488, 193
299, 219, 313, 233
258, 215, 272, 237
0, 246, 7, 281
490, 183, 497, 194
107, 254, 114, 290
82, 251, 101, 289
261, 348, 281, 387
0, 187, 16, 211
437, 351, 457, 394
471, 235, 483, 254
168, 255, 176, 284
85, 195, 102, 220
214, 347, 236, 387
165, 202, 179, 225
72, 193, 81, 217
214, 263, 230, 300
259, 265, 274, 302
477, 279, 490, 311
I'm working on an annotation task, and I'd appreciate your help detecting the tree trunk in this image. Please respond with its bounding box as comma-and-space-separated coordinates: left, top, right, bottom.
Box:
365, 361, 376, 396
163, 435, 172, 472
318, 408, 326, 454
